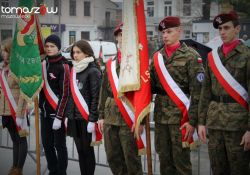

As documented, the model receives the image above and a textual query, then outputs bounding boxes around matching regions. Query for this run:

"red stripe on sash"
[208,52,248,109]
[153,52,193,145]
[0,70,21,131]
[42,61,58,110]
[107,59,146,151]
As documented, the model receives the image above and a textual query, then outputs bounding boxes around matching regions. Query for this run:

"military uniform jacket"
[151,43,204,126]
[98,57,126,126]
[198,42,250,131]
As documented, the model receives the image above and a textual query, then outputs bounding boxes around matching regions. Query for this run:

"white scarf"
[72,56,94,73]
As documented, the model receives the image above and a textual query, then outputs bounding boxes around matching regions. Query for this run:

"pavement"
[0,116,212,175]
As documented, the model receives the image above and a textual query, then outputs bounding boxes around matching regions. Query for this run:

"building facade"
[0,0,120,47]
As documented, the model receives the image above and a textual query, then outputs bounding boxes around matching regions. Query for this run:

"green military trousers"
[208,129,250,175]
[155,123,192,175]
[103,124,143,175]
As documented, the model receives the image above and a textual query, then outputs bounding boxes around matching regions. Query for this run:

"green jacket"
[198,42,250,131]
[151,43,204,126]
[98,57,127,126]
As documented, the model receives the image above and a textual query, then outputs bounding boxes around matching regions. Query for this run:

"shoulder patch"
[197,57,203,64]
[196,73,204,82]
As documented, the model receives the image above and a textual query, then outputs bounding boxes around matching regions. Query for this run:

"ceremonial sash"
[70,68,102,146]
[42,60,58,110]
[107,59,146,155]
[0,70,28,136]
[208,50,249,109]
[153,52,194,148]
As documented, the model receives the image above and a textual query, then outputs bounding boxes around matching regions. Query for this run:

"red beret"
[158,16,181,31]
[213,11,239,29]
[114,23,123,36]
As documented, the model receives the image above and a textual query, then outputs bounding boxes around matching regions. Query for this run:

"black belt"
[211,94,236,103]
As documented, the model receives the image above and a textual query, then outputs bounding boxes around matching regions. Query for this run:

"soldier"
[98,23,143,175]
[151,16,204,175]
[198,11,250,175]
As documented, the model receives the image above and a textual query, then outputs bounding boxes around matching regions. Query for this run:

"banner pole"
[34,97,41,175]
[145,114,153,175]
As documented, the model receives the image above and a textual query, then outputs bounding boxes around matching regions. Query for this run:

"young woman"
[0,38,28,175]
[65,40,102,175]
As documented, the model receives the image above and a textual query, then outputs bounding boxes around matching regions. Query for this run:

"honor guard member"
[151,16,205,175]
[198,11,250,175]
[98,23,143,175]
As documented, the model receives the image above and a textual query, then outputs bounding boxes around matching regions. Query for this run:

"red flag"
[35,15,44,55]
[119,0,151,138]
[133,0,151,137]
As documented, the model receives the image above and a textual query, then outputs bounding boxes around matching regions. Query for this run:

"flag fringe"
[134,104,151,139]
[138,148,146,156]
[90,140,102,147]
[18,129,29,137]
[182,140,199,150]
[118,84,140,96]
[9,70,44,103]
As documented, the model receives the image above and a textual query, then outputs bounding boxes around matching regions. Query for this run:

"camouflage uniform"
[99,57,143,175]
[198,42,250,175]
[151,43,204,175]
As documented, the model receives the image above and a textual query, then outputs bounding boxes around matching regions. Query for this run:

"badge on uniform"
[196,73,204,82]
[197,58,203,64]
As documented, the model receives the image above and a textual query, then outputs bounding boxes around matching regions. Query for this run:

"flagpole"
[145,114,153,175]
[34,97,41,175]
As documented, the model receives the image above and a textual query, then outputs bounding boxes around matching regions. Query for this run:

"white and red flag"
[118,0,151,143]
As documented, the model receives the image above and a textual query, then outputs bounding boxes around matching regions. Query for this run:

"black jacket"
[39,54,71,120]
[65,61,102,122]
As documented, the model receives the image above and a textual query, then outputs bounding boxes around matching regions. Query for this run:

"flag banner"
[118,0,140,94]
[10,0,43,102]
[119,0,151,138]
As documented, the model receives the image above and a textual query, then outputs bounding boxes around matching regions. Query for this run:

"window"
[83,1,90,16]
[184,30,191,39]
[147,31,153,36]
[54,0,59,15]
[164,1,172,16]
[84,1,91,16]
[69,0,76,16]
[183,0,191,16]
[1,0,9,7]
[1,30,12,41]
[147,1,154,17]
[105,11,111,26]
[81,31,90,40]
[69,31,76,45]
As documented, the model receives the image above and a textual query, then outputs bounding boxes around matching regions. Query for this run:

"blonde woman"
[0,38,28,175]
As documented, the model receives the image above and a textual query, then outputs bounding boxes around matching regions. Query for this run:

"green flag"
[10,0,43,102]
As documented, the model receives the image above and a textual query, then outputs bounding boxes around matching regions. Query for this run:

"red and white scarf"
[70,68,102,146]
[107,59,146,154]
[208,49,248,109]
[153,52,195,148]
[0,69,28,132]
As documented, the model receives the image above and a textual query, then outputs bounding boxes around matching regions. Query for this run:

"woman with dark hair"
[65,40,102,175]
[0,38,28,175]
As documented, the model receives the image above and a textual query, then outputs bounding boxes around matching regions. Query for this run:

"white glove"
[16,117,25,128]
[52,118,62,130]
[87,122,95,133]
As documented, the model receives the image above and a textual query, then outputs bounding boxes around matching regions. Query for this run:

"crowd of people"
[0,10,249,175]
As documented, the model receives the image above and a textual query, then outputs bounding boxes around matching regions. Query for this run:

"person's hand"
[16,117,25,128]
[131,123,144,135]
[87,122,95,133]
[98,119,104,133]
[240,131,250,151]
[198,125,207,143]
[52,118,62,130]
[180,122,195,141]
